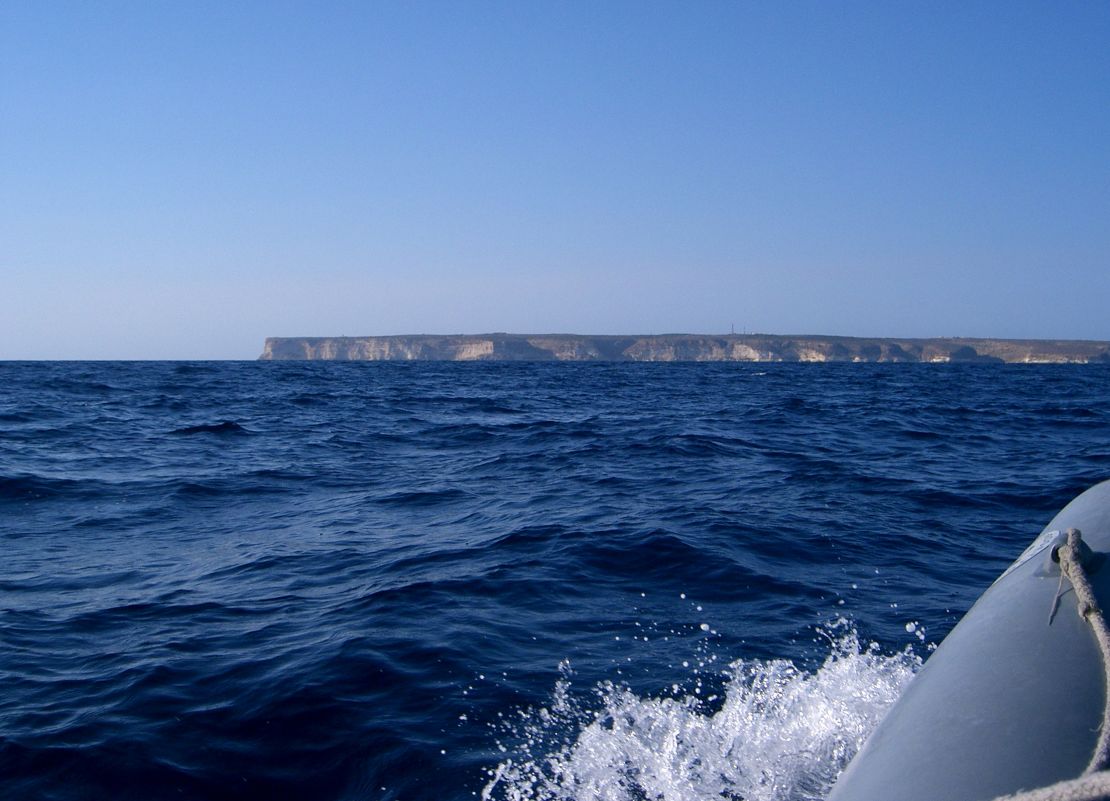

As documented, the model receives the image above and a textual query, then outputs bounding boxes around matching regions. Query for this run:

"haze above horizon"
[3,1,1108,359]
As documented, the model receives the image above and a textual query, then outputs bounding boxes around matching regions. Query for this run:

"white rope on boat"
[990,528,1110,801]
[1059,528,1110,775]
[990,772,1110,801]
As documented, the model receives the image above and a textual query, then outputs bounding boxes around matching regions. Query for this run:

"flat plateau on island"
[259,334,1110,364]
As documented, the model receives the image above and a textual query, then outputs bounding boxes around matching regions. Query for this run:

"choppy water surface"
[2,361,1109,801]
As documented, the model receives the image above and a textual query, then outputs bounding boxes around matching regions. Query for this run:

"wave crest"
[482,625,918,801]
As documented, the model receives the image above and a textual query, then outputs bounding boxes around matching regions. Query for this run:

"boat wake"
[481,624,919,801]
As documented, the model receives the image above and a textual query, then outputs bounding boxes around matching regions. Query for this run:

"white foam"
[481,625,919,801]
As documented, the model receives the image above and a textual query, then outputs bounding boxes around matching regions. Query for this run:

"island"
[258,334,1110,363]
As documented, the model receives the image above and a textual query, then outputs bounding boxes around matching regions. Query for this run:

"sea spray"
[481,624,919,801]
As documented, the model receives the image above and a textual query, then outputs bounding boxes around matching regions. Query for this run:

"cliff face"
[259,334,1110,364]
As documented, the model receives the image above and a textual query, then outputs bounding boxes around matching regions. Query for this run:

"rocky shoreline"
[259,334,1110,363]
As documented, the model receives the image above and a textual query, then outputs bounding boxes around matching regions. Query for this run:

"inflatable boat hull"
[827,479,1110,801]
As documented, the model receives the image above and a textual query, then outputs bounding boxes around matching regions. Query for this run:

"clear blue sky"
[2,1,1108,359]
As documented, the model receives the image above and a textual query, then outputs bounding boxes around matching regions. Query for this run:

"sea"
[2,360,1109,801]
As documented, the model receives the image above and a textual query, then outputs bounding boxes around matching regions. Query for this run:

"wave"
[169,421,250,436]
[0,473,100,501]
[481,624,918,801]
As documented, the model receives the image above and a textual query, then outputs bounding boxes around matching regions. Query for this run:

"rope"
[988,528,1110,801]
[990,772,1110,801]
[1059,528,1110,774]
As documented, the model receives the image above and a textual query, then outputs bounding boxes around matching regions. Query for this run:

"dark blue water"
[2,362,1109,801]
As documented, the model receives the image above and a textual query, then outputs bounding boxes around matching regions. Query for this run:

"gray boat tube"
[827,479,1110,801]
